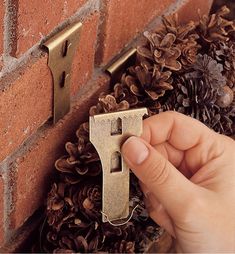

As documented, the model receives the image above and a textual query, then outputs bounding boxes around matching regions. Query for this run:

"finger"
[152,143,191,178]
[142,111,217,151]
[142,111,226,172]
[121,136,198,220]
[153,143,191,177]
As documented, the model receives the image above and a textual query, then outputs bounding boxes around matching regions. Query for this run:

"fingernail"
[122,136,149,165]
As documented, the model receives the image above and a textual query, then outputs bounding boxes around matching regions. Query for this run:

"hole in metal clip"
[59,71,66,88]
[61,40,69,57]
[111,151,122,173]
[111,117,122,136]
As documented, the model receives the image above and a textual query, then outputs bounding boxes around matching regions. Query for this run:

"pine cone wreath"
[34,5,235,254]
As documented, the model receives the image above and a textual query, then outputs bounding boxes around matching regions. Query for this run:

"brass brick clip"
[106,48,137,84]
[43,22,82,123]
[89,108,147,223]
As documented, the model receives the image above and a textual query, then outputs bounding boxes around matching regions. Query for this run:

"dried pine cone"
[185,54,226,92]
[198,6,235,43]
[153,13,200,69]
[46,183,67,232]
[179,35,201,69]
[211,0,235,21]
[55,141,101,184]
[45,180,103,252]
[159,13,197,41]
[113,74,139,107]
[209,40,235,89]
[36,6,235,253]
[128,62,173,100]
[89,93,130,115]
[75,122,89,143]
[111,240,135,253]
[47,224,101,253]
[161,77,234,135]
[137,31,182,71]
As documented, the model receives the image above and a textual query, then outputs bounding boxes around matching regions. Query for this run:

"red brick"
[15,0,86,57]
[71,12,99,95]
[0,12,99,162]
[176,0,213,24]
[0,3,4,60]
[96,0,175,65]
[0,175,4,247]
[9,74,110,228]
[0,55,53,162]
[0,209,42,252]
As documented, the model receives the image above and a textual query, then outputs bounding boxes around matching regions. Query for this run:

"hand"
[121,111,235,253]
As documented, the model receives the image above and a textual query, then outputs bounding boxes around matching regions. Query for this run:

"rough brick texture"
[0,12,99,162]
[0,175,4,246]
[96,0,174,65]
[177,0,213,24]
[15,0,86,57]
[0,55,52,162]
[0,3,4,69]
[71,12,99,95]
[0,3,4,55]
[9,74,110,229]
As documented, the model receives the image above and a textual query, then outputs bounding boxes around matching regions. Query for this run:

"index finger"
[142,111,217,151]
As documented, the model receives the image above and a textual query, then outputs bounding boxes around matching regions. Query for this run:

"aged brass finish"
[106,48,137,84]
[89,108,148,222]
[43,22,82,123]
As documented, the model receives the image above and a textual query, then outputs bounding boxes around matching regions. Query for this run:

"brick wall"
[0,0,212,250]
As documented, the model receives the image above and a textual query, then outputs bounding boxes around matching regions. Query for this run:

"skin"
[121,111,235,253]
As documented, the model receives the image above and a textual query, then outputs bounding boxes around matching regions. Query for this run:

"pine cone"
[47,226,100,253]
[137,31,182,71]
[45,180,103,252]
[128,63,173,100]
[55,142,101,184]
[211,0,235,21]
[89,93,130,116]
[76,122,89,144]
[113,74,139,107]
[198,6,235,43]
[71,183,102,221]
[111,240,135,253]
[160,13,197,41]
[179,36,201,69]
[209,40,235,89]
[154,14,200,69]
[185,54,226,92]
[162,77,234,136]
[47,183,67,231]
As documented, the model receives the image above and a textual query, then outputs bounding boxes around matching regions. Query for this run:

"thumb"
[121,136,198,220]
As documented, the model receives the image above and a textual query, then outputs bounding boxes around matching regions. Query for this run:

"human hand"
[121,111,235,253]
